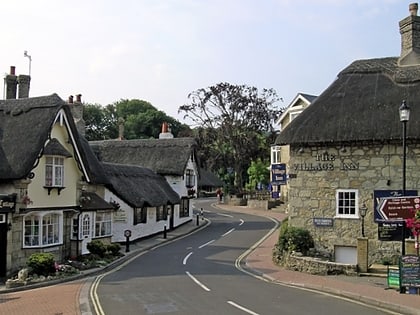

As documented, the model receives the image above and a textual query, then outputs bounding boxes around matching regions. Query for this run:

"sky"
[0,0,409,122]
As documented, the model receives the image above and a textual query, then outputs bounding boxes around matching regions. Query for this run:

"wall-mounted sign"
[0,194,17,212]
[374,190,418,222]
[313,217,334,227]
[378,221,408,241]
[377,196,420,221]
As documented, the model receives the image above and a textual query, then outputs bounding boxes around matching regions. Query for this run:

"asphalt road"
[92,200,390,315]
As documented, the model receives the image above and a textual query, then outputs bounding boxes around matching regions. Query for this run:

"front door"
[81,213,93,255]
[0,213,8,277]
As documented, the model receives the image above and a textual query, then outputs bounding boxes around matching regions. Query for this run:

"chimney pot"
[10,66,15,75]
[68,95,74,103]
[76,94,82,102]
[161,122,168,133]
[410,3,418,16]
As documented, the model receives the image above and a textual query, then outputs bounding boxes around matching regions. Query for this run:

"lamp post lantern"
[399,100,410,256]
[359,203,367,237]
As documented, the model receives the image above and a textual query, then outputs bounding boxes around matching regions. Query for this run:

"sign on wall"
[377,196,420,221]
[374,190,418,222]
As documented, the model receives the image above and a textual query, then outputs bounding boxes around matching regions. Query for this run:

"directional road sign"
[377,196,420,221]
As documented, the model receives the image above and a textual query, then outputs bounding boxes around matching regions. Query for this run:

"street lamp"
[359,203,367,237]
[399,100,410,257]
[399,100,410,195]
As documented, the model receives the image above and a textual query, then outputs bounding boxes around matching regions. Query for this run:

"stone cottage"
[275,3,420,265]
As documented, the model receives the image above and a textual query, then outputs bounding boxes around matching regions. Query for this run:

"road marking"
[199,239,215,248]
[222,228,235,236]
[186,271,211,291]
[227,301,259,315]
[239,219,244,226]
[183,252,193,265]
[217,212,233,218]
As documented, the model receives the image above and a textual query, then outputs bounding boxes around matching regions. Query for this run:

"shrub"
[27,252,56,276]
[277,224,314,256]
[107,243,121,256]
[87,240,107,258]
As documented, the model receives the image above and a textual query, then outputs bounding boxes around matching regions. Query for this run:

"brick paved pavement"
[0,201,419,315]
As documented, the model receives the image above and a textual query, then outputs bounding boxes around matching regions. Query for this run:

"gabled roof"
[90,138,198,176]
[0,94,108,184]
[275,57,420,146]
[276,93,317,129]
[102,162,180,208]
[0,94,65,179]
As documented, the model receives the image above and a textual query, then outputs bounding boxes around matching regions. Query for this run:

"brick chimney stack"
[399,3,420,66]
[5,66,17,99]
[159,122,174,139]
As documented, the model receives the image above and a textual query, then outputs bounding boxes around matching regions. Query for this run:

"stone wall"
[287,143,420,265]
[282,254,358,276]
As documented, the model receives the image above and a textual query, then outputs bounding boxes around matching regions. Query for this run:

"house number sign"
[293,152,359,172]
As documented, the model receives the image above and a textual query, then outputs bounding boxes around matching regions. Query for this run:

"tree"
[83,99,191,140]
[115,99,190,139]
[179,82,283,190]
[246,158,270,191]
[84,103,118,140]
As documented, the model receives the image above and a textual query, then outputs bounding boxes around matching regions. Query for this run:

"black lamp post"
[399,100,410,256]
[359,203,367,237]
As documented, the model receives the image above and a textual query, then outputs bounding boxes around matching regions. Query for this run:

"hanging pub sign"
[271,163,286,185]
[0,194,17,212]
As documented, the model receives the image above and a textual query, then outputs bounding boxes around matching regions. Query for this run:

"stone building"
[275,3,420,265]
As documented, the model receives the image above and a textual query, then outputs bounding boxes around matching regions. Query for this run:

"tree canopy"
[83,99,191,141]
[179,82,283,190]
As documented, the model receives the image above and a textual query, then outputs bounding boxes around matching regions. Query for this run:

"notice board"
[400,255,420,288]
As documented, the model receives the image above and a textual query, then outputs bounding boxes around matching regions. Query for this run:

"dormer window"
[45,156,64,187]
[185,169,195,188]
[43,138,72,195]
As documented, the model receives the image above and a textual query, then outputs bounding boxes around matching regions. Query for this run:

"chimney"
[399,3,420,66]
[5,66,17,99]
[18,74,31,98]
[68,94,86,136]
[118,117,125,140]
[159,122,174,139]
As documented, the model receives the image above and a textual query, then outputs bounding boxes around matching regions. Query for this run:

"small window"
[156,206,167,221]
[180,198,190,218]
[336,189,358,218]
[45,156,64,187]
[271,146,281,164]
[134,207,147,225]
[185,169,195,188]
[95,211,112,237]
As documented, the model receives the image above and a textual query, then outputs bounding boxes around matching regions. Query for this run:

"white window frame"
[45,156,64,187]
[23,211,63,248]
[271,146,281,164]
[336,189,359,218]
[95,210,112,237]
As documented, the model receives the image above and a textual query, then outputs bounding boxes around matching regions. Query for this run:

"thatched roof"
[198,168,223,188]
[90,138,198,176]
[0,94,108,184]
[275,57,420,146]
[80,191,115,210]
[102,162,180,208]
